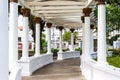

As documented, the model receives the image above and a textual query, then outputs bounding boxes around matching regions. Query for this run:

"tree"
[93,0,120,45]
[63,31,78,44]
[63,31,71,44]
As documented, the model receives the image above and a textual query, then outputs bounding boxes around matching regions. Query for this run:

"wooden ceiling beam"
[35,10,82,13]
[26,1,87,6]
[32,6,84,10]
[42,13,83,17]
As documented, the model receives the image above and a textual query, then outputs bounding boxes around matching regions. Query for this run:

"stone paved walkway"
[22,58,86,80]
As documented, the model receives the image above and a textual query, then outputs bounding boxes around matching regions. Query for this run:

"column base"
[47,51,52,54]
[34,53,41,57]
[57,53,63,60]
[58,50,63,53]
[20,57,30,62]
[70,50,75,52]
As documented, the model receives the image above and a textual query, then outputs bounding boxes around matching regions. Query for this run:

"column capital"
[46,23,52,28]
[83,8,92,17]
[34,17,41,24]
[70,28,75,32]
[81,16,85,23]
[90,24,94,29]
[57,26,64,31]
[21,8,31,17]
[10,0,18,3]
[97,0,105,5]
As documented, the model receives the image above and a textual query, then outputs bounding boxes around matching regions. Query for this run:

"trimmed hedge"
[75,47,82,55]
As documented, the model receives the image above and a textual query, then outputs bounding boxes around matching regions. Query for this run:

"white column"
[34,23,40,56]
[46,23,52,54]
[90,29,94,53]
[84,17,91,59]
[0,0,8,79]
[47,27,52,54]
[83,8,92,60]
[97,3,107,65]
[59,30,63,53]
[81,23,85,58]
[9,1,18,69]
[21,16,29,60]
[70,29,75,51]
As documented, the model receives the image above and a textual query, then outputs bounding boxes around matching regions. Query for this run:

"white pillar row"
[81,16,85,58]
[0,0,8,79]
[90,24,94,54]
[70,28,75,51]
[83,8,92,60]
[34,17,41,57]
[97,0,107,65]
[46,23,52,54]
[58,27,63,53]
[9,0,18,70]
[21,8,30,60]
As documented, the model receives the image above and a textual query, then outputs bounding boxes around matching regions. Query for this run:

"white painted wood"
[9,2,19,70]
[47,27,52,54]
[58,30,63,53]
[0,0,8,80]
[84,17,91,59]
[27,1,87,6]
[81,60,120,80]
[70,32,74,51]
[36,10,82,14]
[33,6,84,10]
[34,23,40,57]
[19,54,53,76]
[57,51,80,60]
[97,4,107,65]
[90,30,94,53]
[21,17,29,60]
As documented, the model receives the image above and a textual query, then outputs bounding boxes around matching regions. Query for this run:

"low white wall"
[18,54,53,76]
[57,51,80,60]
[9,67,21,80]
[81,59,120,80]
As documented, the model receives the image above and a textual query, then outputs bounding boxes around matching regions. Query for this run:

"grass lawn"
[107,56,120,68]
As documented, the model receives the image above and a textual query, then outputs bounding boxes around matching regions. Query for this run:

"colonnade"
[0,0,107,79]
[81,0,107,65]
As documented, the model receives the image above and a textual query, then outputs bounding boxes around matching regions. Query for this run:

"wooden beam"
[43,13,83,17]
[33,6,84,10]
[26,1,87,6]
[35,10,82,13]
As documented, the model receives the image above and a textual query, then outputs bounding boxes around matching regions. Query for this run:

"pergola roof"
[19,0,95,28]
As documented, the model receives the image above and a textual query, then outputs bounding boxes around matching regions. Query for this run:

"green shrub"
[62,48,69,52]
[112,49,120,57]
[40,50,47,54]
[75,47,82,55]
[51,48,59,56]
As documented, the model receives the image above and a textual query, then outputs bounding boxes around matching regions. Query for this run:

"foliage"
[63,31,71,44]
[63,31,78,44]
[107,34,120,45]
[93,0,120,37]
[51,48,59,53]
[63,48,69,52]
[51,48,59,56]
[107,56,120,68]
[75,47,82,55]
[107,48,120,57]
[41,34,47,48]
[40,50,47,54]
